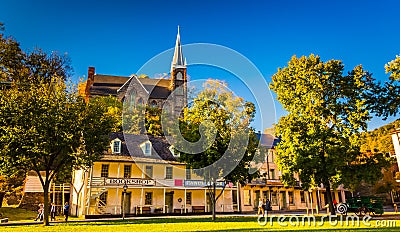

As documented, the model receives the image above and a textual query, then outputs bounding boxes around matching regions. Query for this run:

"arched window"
[151,100,157,108]
[137,98,143,106]
[128,90,136,110]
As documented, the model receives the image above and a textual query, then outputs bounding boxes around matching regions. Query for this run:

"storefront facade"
[70,134,239,217]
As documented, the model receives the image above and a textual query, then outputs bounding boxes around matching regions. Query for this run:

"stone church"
[79,27,187,116]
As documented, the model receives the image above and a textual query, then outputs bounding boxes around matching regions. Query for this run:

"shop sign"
[184,180,225,188]
[105,178,155,186]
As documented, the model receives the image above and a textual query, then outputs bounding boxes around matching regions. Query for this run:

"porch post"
[163,188,166,213]
[204,189,207,212]
[140,188,144,214]
[222,189,225,212]
[285,190,289,210]
[116,163,120,215]
[184,189,187,213]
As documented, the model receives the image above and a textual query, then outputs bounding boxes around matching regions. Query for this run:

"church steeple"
[171,26,185,72]
[169,26,187,116]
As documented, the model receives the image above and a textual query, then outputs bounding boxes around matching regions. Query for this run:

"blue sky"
[1,0,399,131]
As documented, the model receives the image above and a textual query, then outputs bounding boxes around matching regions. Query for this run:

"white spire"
[171,25,185,72]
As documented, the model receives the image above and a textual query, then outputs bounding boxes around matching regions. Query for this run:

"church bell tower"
[170,26,187,115]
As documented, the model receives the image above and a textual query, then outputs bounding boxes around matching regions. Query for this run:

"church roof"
[138,78,171,99]
[89,74,129,96]
[89,74,172,99]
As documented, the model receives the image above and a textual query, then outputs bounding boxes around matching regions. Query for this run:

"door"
[123,192,131,215]
[206,192,211,212]
[280,191,286,209]
[254,190,260,210]
[165,192,173,213]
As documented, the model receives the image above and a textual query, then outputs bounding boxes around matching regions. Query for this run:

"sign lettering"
[105,178,155,186]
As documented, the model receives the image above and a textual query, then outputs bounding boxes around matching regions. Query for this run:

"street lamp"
[122,182,128,220]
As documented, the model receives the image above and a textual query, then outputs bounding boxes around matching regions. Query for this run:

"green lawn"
[1,216,400,231]
[0,207,37,222]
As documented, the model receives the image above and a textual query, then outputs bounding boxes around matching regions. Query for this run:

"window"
[186,192,192,205]
[129,91,136,111]
[170,145,179,157]
[232,190,238,205]
[151,100,157,108]
[112,140,121,154]
[124,165,131,178]
[137,98,143,106]
[99,192,108,204]
[165,166,173,179]
[270,169,275,179]
[145,192,152,205]
[186,168,191,180]
[268,150,274,162]
[243,190,251,206]
[300,191,305,203]
[145,166,153,178]
[140,141,152,156]
[263,191,269,200]
[176,71,183,80]
[101,164,109,178]
[288,191,294,205]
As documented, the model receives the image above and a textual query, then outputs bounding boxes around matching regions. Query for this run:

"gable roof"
[138,78,171,99]
[88,73,172,99]
[89,74,129,96]
[116,77,172,100]
[109,132,176,161]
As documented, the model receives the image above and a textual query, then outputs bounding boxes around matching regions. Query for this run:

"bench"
[192,206,205,213]
[174,208,182,214]
[141,206,151,214]
[154,207,163,214]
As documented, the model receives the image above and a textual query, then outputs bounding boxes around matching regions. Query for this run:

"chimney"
[88,67,95,82]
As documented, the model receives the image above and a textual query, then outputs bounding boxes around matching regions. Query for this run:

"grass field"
[0,207,37,221]
[1,216,400,231]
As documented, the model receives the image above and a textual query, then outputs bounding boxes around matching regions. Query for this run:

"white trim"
[140,141,152,156]
[111,138,122,154]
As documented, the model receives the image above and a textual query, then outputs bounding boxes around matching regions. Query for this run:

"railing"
[88,177,105,186]
[86,204,122,215]
[219,203,235,212]
[96,199,107,214]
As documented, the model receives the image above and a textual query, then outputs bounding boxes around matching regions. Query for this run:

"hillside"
[360,119,400,154]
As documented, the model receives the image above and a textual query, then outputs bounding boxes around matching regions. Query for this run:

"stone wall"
[19,192,47,211]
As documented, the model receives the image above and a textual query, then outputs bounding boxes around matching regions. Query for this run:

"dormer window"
[140,141,152,156]
[111,138,121,154]
[169,145,179,157]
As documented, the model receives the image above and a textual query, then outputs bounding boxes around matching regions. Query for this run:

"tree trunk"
[212,181,216,221]
[43,183,50,226]
[325,182,335,216]
[0,192,5,208]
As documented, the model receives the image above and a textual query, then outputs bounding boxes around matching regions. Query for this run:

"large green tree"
[0,23,114,225]
[371,55,400,119]
[172,80,259,220]
[270,54,387,215]
[0,79,114,225]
